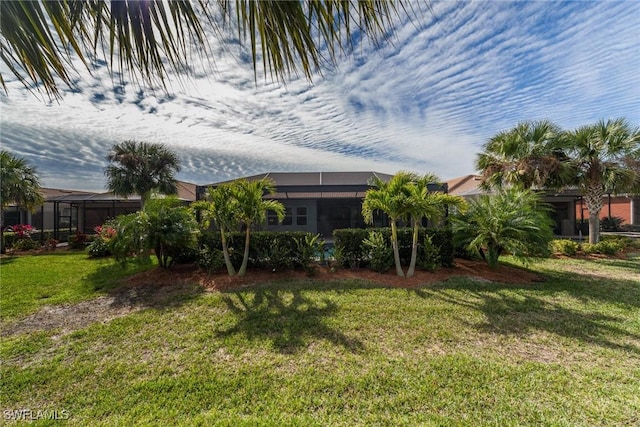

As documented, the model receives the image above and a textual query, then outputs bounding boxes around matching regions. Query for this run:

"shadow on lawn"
[218,287,364,354]
[412,268,640,355]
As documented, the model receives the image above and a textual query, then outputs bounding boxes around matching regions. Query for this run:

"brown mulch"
[1,259,542,338]
[122,258,544,291]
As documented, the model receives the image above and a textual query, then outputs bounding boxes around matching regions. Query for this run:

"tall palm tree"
[233,178,285,276]
[193,184,241,276]
[477,120,568,190]
[563,118,640,243]
[362,171,416,277]
[0,151,44,253]
[104,140,181,209]
[405,174,465,278]
[0,1,405,98]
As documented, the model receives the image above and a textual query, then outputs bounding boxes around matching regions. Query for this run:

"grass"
[0,252,155,321]
[1,252,639,425]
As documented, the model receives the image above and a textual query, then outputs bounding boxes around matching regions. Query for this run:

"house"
[446,175,640,235]
[2,181,197,240]
[198,172,398,237]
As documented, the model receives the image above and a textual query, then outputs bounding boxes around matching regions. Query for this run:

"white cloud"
[1,1,638,191]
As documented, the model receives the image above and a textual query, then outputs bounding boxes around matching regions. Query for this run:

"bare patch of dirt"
[2,259,542,338]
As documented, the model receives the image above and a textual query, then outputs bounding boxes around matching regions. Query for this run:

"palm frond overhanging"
[0,1,406,98]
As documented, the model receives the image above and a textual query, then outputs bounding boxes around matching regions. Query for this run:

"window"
[296,207,307,225]
[267,209,280,226]
[283,208,293,225]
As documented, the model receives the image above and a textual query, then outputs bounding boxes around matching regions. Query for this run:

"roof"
[204,171,394,187]
[445,175,483,196]
[40,180,197,203]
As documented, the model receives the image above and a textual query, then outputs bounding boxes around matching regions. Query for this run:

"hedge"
[333,227,454,269]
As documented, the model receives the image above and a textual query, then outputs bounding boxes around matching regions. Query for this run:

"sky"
[1,1,639,192]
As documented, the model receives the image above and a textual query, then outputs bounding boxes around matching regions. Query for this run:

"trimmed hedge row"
[333,227,454,269]
[198,230,319,271]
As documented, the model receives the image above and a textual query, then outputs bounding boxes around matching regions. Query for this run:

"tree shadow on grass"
[217,286,364,354]
[412,271,640,355]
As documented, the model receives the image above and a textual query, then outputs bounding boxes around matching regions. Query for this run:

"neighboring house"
[2,181,197,239]
[446,175,640,236]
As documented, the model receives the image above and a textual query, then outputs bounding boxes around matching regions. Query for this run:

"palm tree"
[104,140,181,209]
[451,188,554,269]
[405,174,465,278]
[0,1,405,98]
[193,184,241,276]
[563,118,640,244]
[362,171,416,277]
[0,151,44,253]
[233,179,285,276]
[477,120,568,190]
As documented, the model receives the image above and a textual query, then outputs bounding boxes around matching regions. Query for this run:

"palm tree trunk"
[220,228,236,276]
[585,184,604,244]
[238,226,251,276]
[390,221,405,277]
[407,219,419,278]
[0,209,5,254]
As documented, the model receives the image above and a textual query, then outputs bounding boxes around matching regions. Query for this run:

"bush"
[551,239,580,256]
[581,240,624,256]
[418,234,441,272]
[600,216,624,232]
[69,233,89,249]
[296,234,326,276]
[362,231,393,273]
[334,227,454,271]
[601,234,640,250]
[12,238,40,251]
[196,247,226,272]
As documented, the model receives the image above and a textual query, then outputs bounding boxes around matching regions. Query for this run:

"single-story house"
[2,181,197,240]
[446,174,640,236]
[197,171,449,238]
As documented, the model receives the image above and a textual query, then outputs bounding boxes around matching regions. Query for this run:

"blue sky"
[1,1,639,191]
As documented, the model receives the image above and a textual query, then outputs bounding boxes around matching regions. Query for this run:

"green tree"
[105,140,181,209]
[233,179,285,276]
[109,195,197,268]
[562,118,640,243]
[0,1,404,98]
[405,174,465,277]
[451,188,554,269]
[193,184,241,276]
[0,151,44,253]
[362,171,415,277]
[477,120,568,190]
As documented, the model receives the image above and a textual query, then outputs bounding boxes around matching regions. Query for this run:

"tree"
[562,118,640,244]
[477,120,568,190]
[362,171,415,277]
[193,183,241,276]
[451,188,554,269]
[405,174,465,278]
[233,179,285,276]
[109,195,198,268]
[0,151,44,253]
[0,1,405,99]
[105,140,181,209]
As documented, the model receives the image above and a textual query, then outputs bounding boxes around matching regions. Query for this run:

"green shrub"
[3,232,16,249]
[87,238,111,258]
[333,229,369,268]
[601,235,640,250]
[581,240,624,256]
[418,234,441,272]
[296,234,326,276]
[69,233,89,249]
[362,230,393,273]
[600,216,624,232]
[12,238,40,251]
[551,239,579,256]
[334,227,454,270]
[196,247,226,272]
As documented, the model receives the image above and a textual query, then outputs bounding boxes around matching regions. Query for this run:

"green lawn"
[1,252,639,426]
